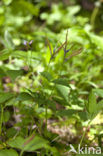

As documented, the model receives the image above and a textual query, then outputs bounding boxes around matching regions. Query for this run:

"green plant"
[1,0,103,156]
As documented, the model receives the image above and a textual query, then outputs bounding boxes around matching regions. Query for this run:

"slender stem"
[20,150,24,156]
[44,59,51,131]
[79,120,91,147]
[0,105,4,135]
[91,7,99,28]
[44,37,67,131]
[45,102,48,130]
[79,127,87,147]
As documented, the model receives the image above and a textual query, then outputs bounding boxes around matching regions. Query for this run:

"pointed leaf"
[57,109,77,117]
[56,84,70,102]
[88,91,97,114]
[41,71,53,81]
[16,92,33,101]
[52,78,69,87]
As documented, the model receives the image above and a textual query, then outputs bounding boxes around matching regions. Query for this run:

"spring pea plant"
[0,30,103,156]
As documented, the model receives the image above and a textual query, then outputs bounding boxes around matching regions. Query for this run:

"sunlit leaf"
[0,149,18,156]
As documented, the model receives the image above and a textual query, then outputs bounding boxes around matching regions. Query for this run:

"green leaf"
[0,49,11,61]
[97,100,103,112]
[23,135,49,152]
[0,149,18,156]
[68,5,81,16]
[7,135,49,152]
[12,50,41,61]
[52,78,69,87]
[4,30,14,50]
[57,109,77,117]
[5,98,16,107]
[53,96,68,106]
[47,100,56,111]
[0,67,6,78]
[16,92,33,101]
[78,112,88,121]
[6,70,24,81]
[56,84,70,102]
[89,33,103,50]
[30,91,46,106]
[7,136,24,149]
[87,91,97,114]
[93,89,103,98]
[41,71,53,81]
[3,111,11,122]
[0,92,14,104]
[6,127,17,138]
[45,45,52,64]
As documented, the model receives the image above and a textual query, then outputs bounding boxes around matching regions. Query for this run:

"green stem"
[44,60,51,131]
[20,150,24,156]
[45,102,48,131]
[0,105,4,135]
[91,7,99,28]
[79,120,91,147]
[79,127,87,147]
